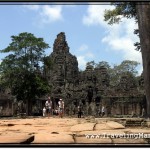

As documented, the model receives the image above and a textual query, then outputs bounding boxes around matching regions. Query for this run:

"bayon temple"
[0,32,146,117]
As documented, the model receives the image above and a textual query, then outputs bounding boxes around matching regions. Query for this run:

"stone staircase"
[125,119,145,127]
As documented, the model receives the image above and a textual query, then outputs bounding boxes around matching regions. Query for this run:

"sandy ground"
[0,116,150,145]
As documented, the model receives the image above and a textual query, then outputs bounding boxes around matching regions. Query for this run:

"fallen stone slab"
[127,129,150,134]
[77,130,126,137]
[94,123,112,130]
[70,123,96,132]
[0,134,34,144]
[75,136,112,144]
[106,121,125,129]
[32,133,74,143]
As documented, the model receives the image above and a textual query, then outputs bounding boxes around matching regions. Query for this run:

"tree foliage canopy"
[104,2,137,25]
[104,2,140,51]
[0,32,51,101]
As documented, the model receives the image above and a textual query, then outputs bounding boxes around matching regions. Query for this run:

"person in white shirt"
[58,98,64,118]
[43,107,46,117]
[101,106,105,117]
[45,96,52,118]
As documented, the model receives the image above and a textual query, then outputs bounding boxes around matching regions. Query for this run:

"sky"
[0,3,143,74]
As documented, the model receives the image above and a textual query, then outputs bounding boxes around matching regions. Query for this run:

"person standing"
[45,96,52,118]
[58,98,64,118]
[77,105,82,118]
[101,105,105,117]
[141,107,145,118]
[43,107,46,117]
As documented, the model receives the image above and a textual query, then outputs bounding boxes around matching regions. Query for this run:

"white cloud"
[39,5,63,24]
[85,52,94,58]
[22,5,63,25]
[78,44,88,51]
[77,52,95,70]
[76,44,95,70]
[138,66,143,75]
[101,18,142,64]
[83,5,142,74]
[77,56,87,70]
[83,4,114,27]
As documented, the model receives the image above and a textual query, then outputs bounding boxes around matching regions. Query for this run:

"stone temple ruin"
[44,32,145,117]
[0,32,146,117]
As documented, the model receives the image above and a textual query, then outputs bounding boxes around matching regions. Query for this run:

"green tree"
[86,61,95,69]
[0,32,50,115]
[95,61,110,69]
[43,56,54,79]
[104,2,137,25]
[104,2,150,117]
[109,60,139,86]
[115,60,139,76]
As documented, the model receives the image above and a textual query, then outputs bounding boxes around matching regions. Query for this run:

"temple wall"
[0,100,13,116]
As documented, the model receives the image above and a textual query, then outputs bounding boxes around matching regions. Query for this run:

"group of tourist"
[42,96,107,118]
[43,97,64,118]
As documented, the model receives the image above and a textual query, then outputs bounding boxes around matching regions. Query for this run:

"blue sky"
[0,3,142,74]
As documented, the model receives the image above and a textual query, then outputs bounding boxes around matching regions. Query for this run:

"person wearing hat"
[58,98,64,118]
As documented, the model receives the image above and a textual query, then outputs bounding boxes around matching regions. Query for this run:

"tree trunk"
[26,99,29,116]
[26,99,32,116]
[136,2,150,117]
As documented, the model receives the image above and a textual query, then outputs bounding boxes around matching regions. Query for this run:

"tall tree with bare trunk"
[104,2,150,117]
[136,2,150,117]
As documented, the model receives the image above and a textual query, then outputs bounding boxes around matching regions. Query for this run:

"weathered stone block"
[106,121,125,129]
[32,133,74,143]
[0,134,34,143]
[70,123,96,132]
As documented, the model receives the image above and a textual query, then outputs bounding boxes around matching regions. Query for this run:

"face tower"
[48,32,78,105]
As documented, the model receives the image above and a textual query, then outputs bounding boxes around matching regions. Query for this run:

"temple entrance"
[87,86,93,104]
[54,98,60,108]
[95,96,101,106]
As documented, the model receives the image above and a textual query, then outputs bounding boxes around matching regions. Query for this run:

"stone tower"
[49,32,78,106]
